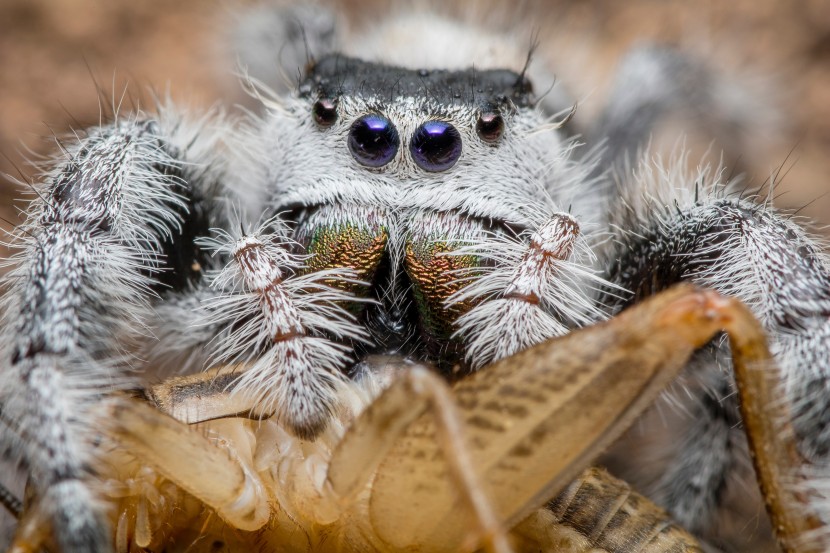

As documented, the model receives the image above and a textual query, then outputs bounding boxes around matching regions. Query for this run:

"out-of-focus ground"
[0,0,828,547]
[1,0,829,233]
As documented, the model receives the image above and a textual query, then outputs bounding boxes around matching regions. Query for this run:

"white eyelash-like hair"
[447,212,612,368]
[197,216,370,436]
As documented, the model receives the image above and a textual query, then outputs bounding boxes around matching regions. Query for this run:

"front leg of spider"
[0,115,220,553]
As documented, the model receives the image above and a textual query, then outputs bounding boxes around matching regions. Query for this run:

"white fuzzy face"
[232,55,596,370]
[259,59,578,231]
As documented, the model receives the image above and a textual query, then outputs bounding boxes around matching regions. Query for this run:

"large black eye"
[348,114,400,168]
[476,111,504,143]
[410,121,462,172]
[313,98,338,127]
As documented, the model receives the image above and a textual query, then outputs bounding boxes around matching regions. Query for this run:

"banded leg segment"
[448,212,606,369]
[197,218,370,440]
[1,113,223,553]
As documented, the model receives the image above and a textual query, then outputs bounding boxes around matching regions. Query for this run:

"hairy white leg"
[605,156,830,550]
[0,109,227,553]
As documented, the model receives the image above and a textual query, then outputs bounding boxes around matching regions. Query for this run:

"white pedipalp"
[196,218,370,437]
[447,212,613,369]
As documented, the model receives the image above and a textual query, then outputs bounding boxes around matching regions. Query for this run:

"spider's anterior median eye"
[348,114,400,167]
[476,111,504,143]
[313,98,338,127]
[410,121,462,172]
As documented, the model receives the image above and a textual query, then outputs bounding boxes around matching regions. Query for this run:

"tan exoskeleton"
[7,286,814,552]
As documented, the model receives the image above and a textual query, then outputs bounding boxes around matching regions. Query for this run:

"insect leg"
[102,397,271,532]
[327,364,514,553]
[140,366,269,424]
[1,111,224,553]
[364,285,802,552]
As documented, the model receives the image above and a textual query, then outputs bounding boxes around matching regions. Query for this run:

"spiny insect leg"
[143,366,270,424]
[328,365,513,553]
[367,286,792,551]
[102,397,270,532]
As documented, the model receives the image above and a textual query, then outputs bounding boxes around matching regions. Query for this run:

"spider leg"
[0,110,225,553]
[581,45,771,201]
[604,166,830,548]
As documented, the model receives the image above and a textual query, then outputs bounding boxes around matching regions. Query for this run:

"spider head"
[256,55,580,367]
[263,54,574,227]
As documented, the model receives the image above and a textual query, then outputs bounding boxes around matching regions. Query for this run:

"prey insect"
[1,5,829,553]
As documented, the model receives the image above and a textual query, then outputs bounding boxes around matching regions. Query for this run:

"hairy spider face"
[255,54,586,369]
[269,54,550,221]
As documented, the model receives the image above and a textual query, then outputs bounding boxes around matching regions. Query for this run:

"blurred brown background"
[0,0,828,232]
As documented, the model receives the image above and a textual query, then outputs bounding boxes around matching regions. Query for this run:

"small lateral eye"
[313,98,338,127]
[348,114,400,168]
[476,111,504,143]
[410,121,462,172]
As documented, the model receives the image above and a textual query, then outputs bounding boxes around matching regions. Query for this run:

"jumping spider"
[1,5,829,553]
